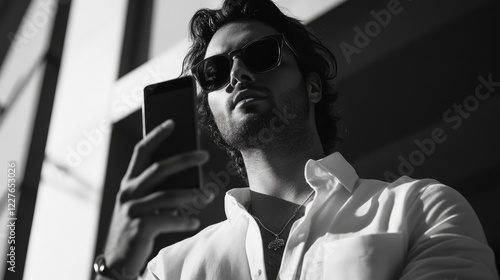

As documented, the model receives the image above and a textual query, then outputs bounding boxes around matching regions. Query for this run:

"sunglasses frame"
[191,33,301,91]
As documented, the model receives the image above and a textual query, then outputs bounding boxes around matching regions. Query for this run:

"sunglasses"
[191,33,300,91]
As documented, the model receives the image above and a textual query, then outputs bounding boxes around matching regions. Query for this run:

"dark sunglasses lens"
[197,56,230,90]
[244,38,280,72]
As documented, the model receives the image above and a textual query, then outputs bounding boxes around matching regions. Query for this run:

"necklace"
[251,191,314,251]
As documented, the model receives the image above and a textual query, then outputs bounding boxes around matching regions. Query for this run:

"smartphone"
[142,76,202,191]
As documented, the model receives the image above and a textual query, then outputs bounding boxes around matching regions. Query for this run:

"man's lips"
[232,85,268,108]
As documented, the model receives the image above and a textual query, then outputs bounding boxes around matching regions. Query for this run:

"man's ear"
[306,72,322,104]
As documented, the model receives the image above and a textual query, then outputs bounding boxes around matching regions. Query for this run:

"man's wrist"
[94,254,116,279]
[93,253,142,280]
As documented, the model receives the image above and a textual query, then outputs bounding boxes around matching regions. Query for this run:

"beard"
[215,80,312,151]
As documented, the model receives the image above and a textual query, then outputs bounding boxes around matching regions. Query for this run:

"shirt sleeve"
[399,182,499,280]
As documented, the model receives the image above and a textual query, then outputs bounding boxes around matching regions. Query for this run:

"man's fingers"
[126,188,216,236]
[130,150,209,196]
[126,119,176,178]
[144,215,201,236]
[127,189,214,217]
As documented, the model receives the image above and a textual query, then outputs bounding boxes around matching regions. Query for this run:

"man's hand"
[101,119,213,279]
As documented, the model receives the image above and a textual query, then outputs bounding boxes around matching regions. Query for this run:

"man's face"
[204,20,310,150]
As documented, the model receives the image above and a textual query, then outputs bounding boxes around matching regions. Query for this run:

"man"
[95,0,499,279]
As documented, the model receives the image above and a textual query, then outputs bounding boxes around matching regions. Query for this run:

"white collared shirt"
[142,152,498,280]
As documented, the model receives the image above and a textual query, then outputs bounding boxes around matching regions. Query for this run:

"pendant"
[268,237,285,250]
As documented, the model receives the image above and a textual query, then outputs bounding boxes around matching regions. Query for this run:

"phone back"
[142,76,201,191]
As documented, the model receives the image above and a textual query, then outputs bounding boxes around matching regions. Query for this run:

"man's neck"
[241,132,325,204]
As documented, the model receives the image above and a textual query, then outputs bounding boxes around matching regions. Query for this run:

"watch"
[93,254,115,279]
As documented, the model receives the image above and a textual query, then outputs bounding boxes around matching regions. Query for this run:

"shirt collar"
[225,187,252,225]
[305,152,358,193]
[224,152,359,225]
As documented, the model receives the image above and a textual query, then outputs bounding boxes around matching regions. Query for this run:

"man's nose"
[229,57,255,88]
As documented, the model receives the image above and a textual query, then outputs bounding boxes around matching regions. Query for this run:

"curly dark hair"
[181,0,342,181]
